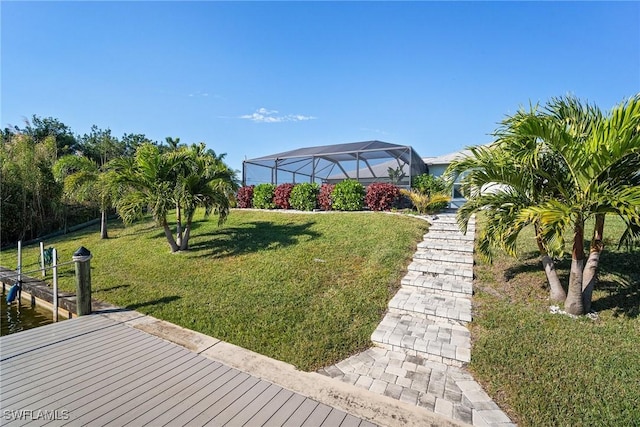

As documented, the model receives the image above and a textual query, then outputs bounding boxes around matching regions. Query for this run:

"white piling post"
[17,240,22,303]
[17,240,22,282]
[52,248,59,322]
[40,241,46,277]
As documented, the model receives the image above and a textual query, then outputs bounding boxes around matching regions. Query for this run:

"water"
[1,297,54,336]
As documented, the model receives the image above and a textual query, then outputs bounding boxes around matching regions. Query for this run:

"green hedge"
[252,183,276,209]
[413,173,447,196]
[332,179,365,211]
[290,183,319,211]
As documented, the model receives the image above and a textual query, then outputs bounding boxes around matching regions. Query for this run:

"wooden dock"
[0,315,377,427]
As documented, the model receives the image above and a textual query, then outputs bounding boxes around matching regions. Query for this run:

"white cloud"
[240,108,316,123]
[360,127,389,135]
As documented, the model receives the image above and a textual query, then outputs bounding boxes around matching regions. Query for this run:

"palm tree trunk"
[542,255,565,302]
[535,230,565,302]
[180,221,191,251]
[162,218,180,253]
[565,219,585,315]
[582,214,605,313]
[100,210,108,239]
[175,204,183,247]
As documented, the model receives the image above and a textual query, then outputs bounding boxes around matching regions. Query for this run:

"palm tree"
[449,94,640,314]
[111,142,238,252]
[53,154,117,239]
[446,140,567,302]
[515,95,640,314]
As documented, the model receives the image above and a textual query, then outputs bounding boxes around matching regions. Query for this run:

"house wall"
[426,163,466,209]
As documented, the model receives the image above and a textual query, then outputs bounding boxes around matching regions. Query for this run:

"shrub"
[401,189,450,214]
[290,183,319,211]
[318,184,335,211]
[332,179,365,211]
[274,183,295,209]
[425,193,450,213]
[236,186,254,208]
[365,183,401,211]
[413,174,447,196]
[252,183,276,209]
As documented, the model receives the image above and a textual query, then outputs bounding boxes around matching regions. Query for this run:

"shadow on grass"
[502,251,552,281]
[96,284,131,293]
[592,250,640,318]
[189,221,321,259]
[126,295,181,310]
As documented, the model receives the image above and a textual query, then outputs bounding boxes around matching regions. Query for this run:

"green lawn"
[5,209,637,425]
[470,215,640,427]
[0,210,428,371]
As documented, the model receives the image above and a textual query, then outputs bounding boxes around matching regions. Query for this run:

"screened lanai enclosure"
[242,141,427,188]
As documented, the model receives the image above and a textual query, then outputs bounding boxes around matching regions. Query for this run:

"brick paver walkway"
[320,212,515,426]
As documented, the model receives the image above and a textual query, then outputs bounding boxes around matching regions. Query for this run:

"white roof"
[422,149,473,165]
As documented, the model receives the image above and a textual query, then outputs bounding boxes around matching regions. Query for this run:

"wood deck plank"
[47,344,186,417]
[1,327,163,396]
[111,362,229,427]
[1,325,131,376]
[1,325,145,386]
[205,380,271,426]
[0,315,375,427]
[96,357,215,426]
[223,384,284,427]
[259,393,306,426]
[1,331,165,404]
[340,414,363,427]
[183,374,257,426]
[56,350,202,425]
[0,316,114,355]
[322,409,348,427]
[242,388,297,426]
[2,339,176,410]
[147,367,239,426]
[281,399,319,427]
[302,403,333,427]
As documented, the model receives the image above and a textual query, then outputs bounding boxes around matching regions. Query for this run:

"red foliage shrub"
[318,183,335,210]
[365,183,401,211]
[236,186,254,208]
[274,183,295,209]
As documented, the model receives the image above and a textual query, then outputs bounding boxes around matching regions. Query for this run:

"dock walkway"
[1,315,374,427]
[1,309,463,427]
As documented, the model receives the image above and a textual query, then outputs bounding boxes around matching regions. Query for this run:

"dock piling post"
[17,240,22,302]
[53,248,59,322]
[40,242,46,277]
[73,246,92,316]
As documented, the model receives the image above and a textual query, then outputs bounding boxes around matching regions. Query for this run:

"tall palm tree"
[111,142,238,252]
[449,94,640,314]
[53,154,117,239]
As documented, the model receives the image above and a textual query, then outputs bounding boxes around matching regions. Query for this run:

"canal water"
[1,298,53,336]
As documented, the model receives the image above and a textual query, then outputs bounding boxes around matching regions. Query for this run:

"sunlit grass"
[470,214,640,426]
[0,210,428,371]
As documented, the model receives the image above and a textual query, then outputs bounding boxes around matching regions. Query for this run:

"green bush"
[332,179,365,211]
[425,193,450,213]
[413,174,447,196]
[290,183,319,211]
[252,183,276,209]
[401,189,450,214]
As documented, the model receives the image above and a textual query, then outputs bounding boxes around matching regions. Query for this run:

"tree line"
[1,115,238,249]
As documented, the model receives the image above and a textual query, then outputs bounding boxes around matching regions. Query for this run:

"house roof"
[246,140,416,162]
[243,140,426,185]
[423,149,473,165]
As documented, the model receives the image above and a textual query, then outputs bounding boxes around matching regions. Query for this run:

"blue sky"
[2,1,639,174]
